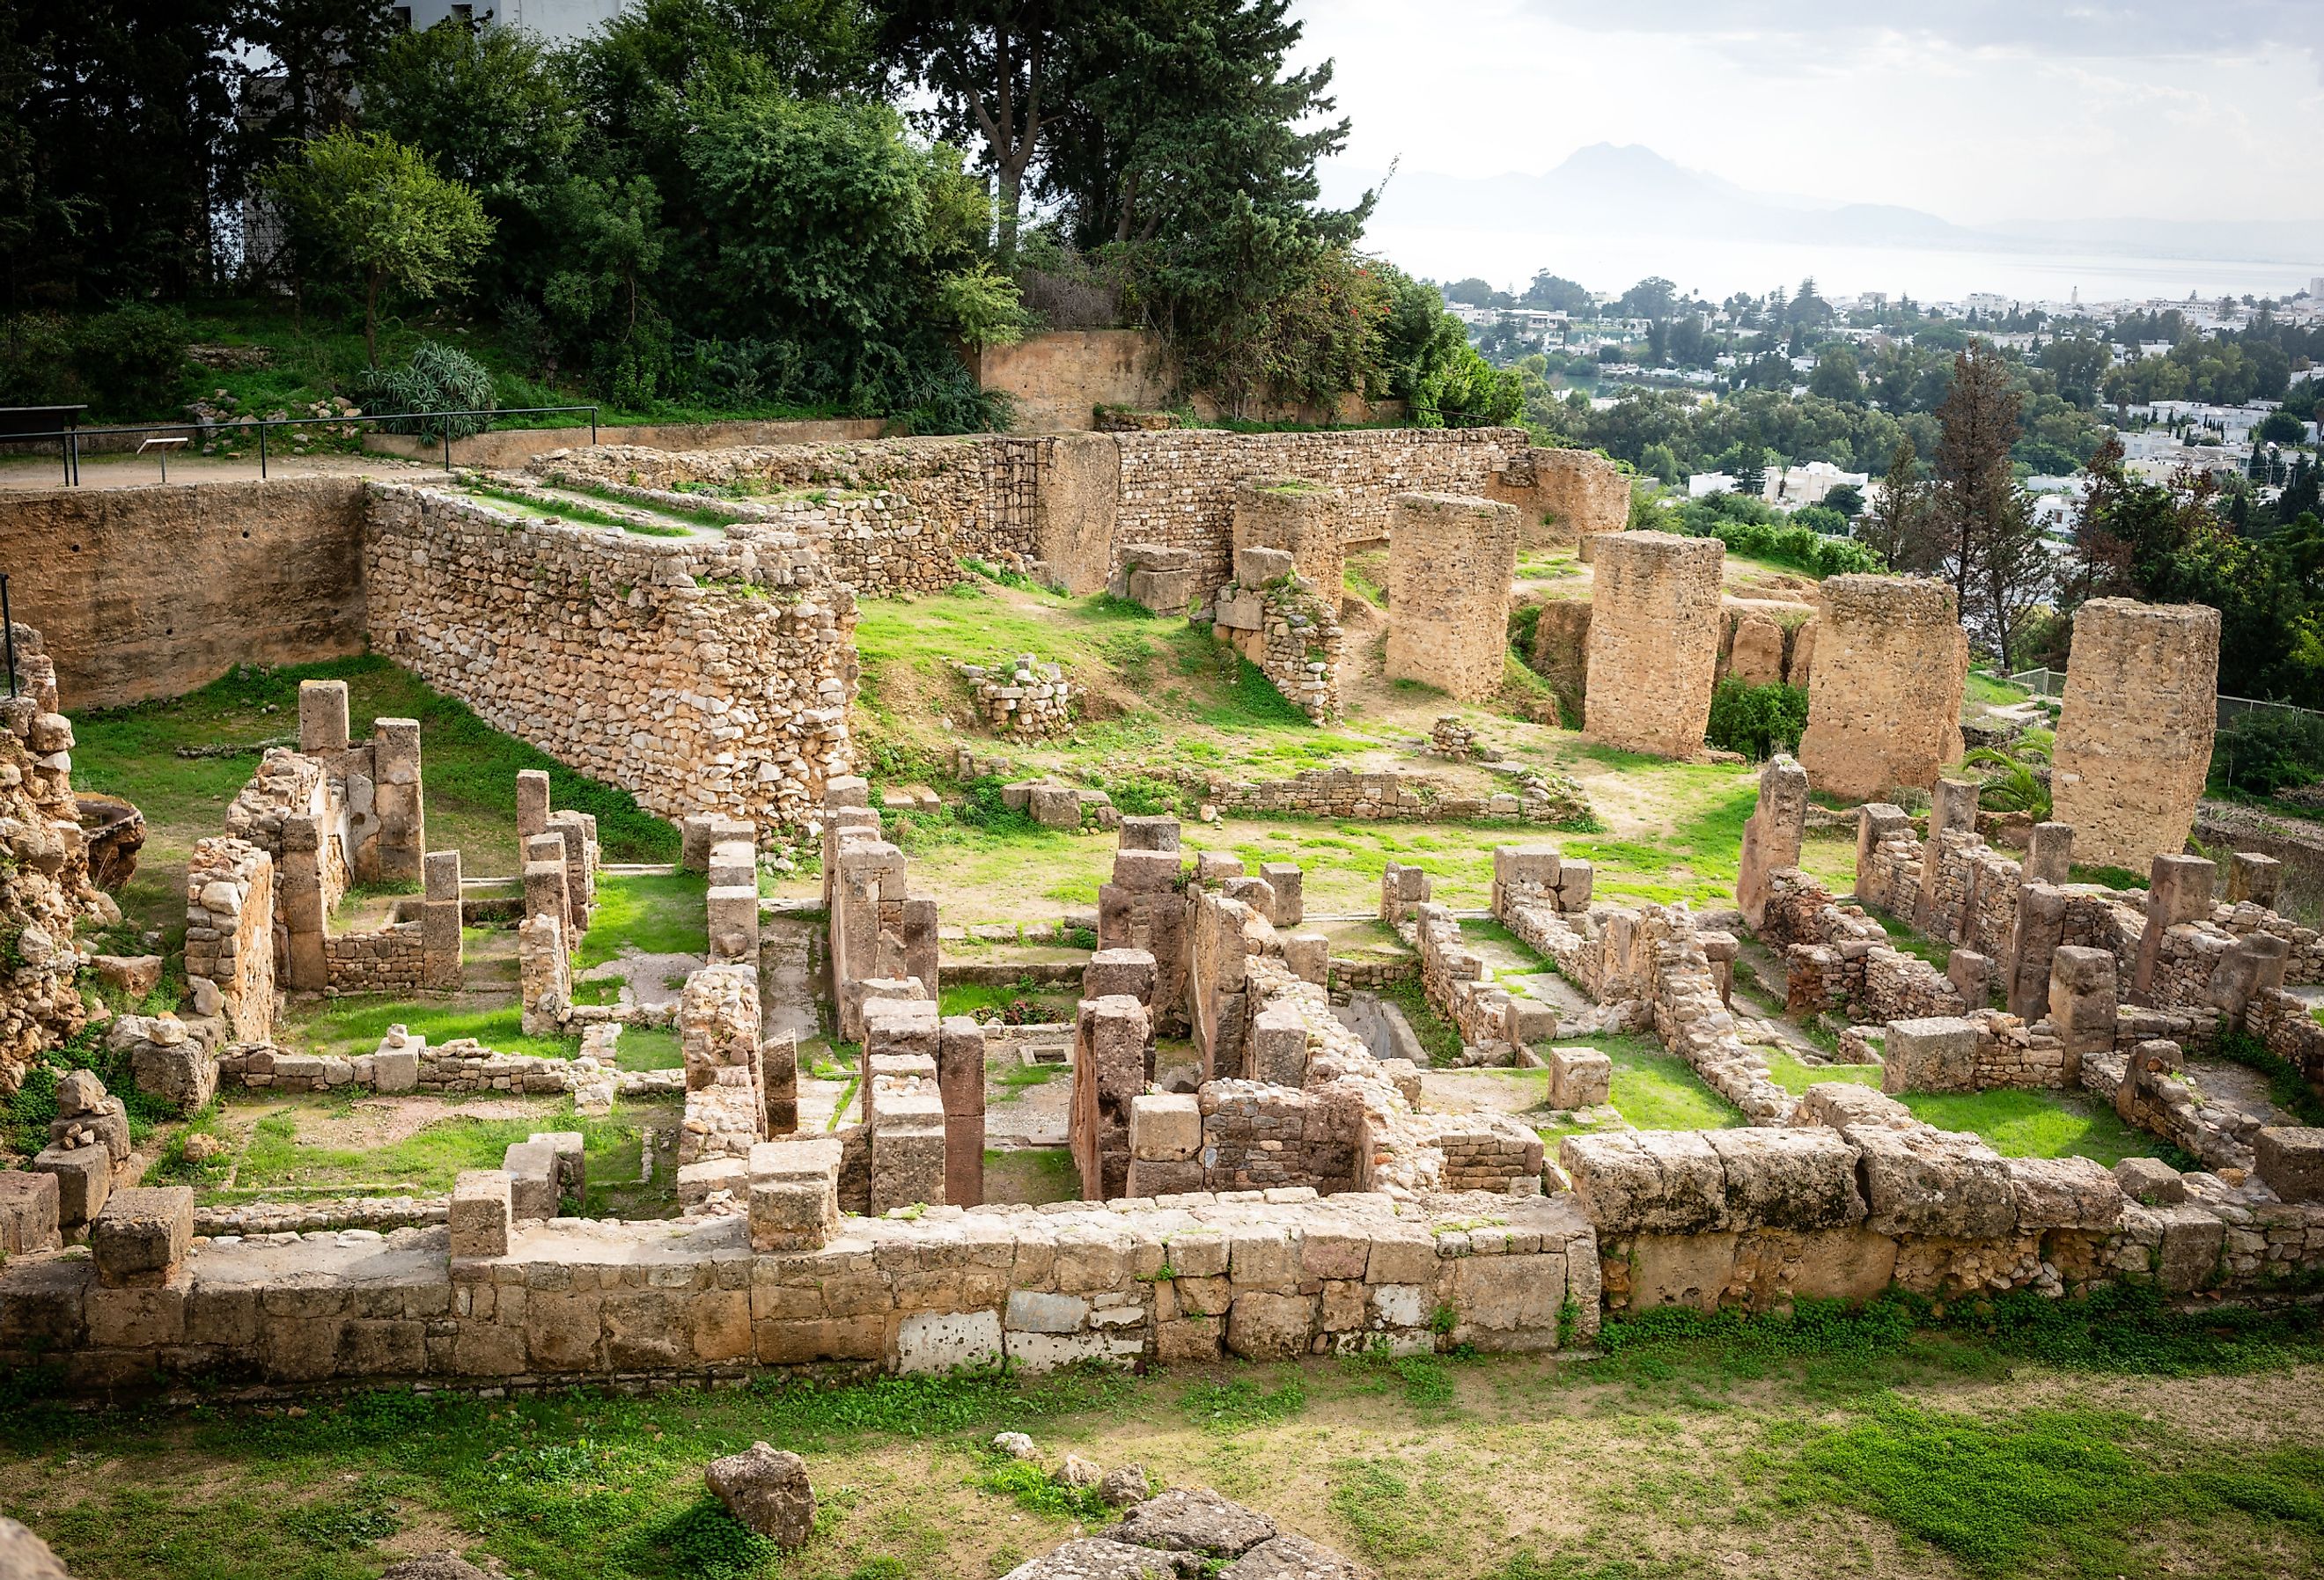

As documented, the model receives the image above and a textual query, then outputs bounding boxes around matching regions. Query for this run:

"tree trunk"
[364,272,380,366]
[996,163,1023,268]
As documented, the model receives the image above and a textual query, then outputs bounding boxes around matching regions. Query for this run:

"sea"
[1362,224,2320,309]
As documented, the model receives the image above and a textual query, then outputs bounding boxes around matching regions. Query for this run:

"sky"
[1286,0,2324,228]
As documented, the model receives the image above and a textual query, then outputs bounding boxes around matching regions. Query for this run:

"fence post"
[442,416,452,473]
[259,422,268,480]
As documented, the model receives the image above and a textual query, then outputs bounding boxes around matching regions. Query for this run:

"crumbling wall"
[1488,446,1630,549]
[0,657,107,1091]
[365,485,856,832]
[1210,534,1345,724]
[182,839,276,1044]
[1797,576,1968,800]
[2051,599,2221,871]
[1583,532,1725,758]
[1385,492,1520,703]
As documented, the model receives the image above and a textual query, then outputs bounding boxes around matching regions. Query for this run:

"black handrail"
[4,405,600,484]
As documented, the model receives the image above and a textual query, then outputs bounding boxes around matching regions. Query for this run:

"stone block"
[1852,1127,2017,1239]
[1195,851,1244,885]
[89,1187,194,1286]
[1130,1093,1202,1162]
[1225,1290,1314,1360]
[450,1169,512,1259]
[1258,863,1304,927]
[531,1130,586,1202]
[2151,1202,2225,1293]
[1545,1046,1611,1110]
[748,1139,841,1252]
[2050,598,2220,871]
[1085,947,1158,1003]
[1559,1131,1726,1233]
[130,1039,216,1116]
[2026,821,2075,885]
[898,1309,1004,1375]
[0,1170,60,1254]
[1879,1016,1980,1095]
[2112,1154,2187,1206]
[298,679,349,754]
[1628,1231,1739,1312]
[2227,850,2282,908]
[2253,1127,2324,1202]
[1704,1127,1864,1231]
[28,1144,108,1227]
[1118,815,1180,852]
[502,1141,559,1220]
[1245,1003,1307,1087]
[938,1015,987,1115]
[2004,1155,2123,1230]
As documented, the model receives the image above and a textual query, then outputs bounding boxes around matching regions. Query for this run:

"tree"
[232,0,399,154]
[1442,277,1495,306]
[1822,482,1864,518]
[1933,342,2047,666]
[266,129,493,363]
[1522,271,1592,312]
[1860,439,1937,570]
[872,0,1077,266]
[2257,408,2307,445]
[1732,448,1767,501]
[1808,345,1862,402]
[1617,276,1676,320]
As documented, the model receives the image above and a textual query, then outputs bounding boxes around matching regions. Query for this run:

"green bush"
[1672,494,1886,577]
[0,305,191,418]
[1705,678,1808,761]
[353,339,497,439]
[2210,709,2324,797]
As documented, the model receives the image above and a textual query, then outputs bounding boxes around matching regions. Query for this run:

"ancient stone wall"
[1796,576,1968,800]
[1714,599,1816,689]
[364,485,857,832]
[181,839,276,1044]
[1487,447,1630,548]
[1385,493,1521,703]
[1232,479,1345,599]
[1211,553,1344,724]
[1583,532,1725,758]
[0,478,369,707]
[0,668,105,1091]
[2052,599,2221,871]
[1113,428,1523,605]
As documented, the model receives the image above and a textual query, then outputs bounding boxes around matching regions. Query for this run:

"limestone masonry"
[1584,531,1725,757]
[1797,576,1969,801]
[2052,598,2222,872]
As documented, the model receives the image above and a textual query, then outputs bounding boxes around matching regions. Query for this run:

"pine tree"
[1934,343,2048,669]
[1861,438,1936,570]
[1732,449,1767,501]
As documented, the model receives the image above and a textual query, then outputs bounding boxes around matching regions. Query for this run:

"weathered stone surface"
[1584,532,1724,758]
[2004,1155,2124,1231]
[0,1518,76,1580]
[1222,1534,1365,1580]
[1879,1017,1980,1096]
[89,1187,194,1285]
[1704,1128,1864,1231]
[705,1443,816,1549]
[1100,1465,1152,1509]
[2254,1127,2324,1202]
[0,1170,61,1255]
[2112,1155,2187,1206]
[2051,599,2221,871]
[379,1556,492,1580]
[1798,576,1968,800]
[1852,1128,2017,1239]
[1386,493,1519,702]
[1560,1131,1727,1233]
[1109,1489,1278,1557]
[997,1540,1200,1579]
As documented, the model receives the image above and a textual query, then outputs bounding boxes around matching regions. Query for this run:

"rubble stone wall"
[1385,493,1521,703]
[1583,532,1725,758]
[2052,599,2221,871]
[1797,576,1968,801]
[364,486,857,833]
[0,661,104,1091]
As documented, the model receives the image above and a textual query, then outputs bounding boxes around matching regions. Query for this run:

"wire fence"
[2010,667,2324,728]
[7,405,599,485]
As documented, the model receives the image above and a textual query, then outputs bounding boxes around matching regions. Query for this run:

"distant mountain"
[1329,143,2324,268]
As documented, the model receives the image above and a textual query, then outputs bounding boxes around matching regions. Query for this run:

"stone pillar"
[517,912,569,1036]
[682,963,763,1090]
[1381,861,1430,922]
[1915,778,1982,934]
[2049,944,2116,1085]
[1071,995,1151,1201]
[278,812,327,992]
[1232,477,1345,597]
[1258,862,1305,928]
[422,849,463,991]
[1385,492,1521,703]
[371,717,424,885]
[761,1032,799,1136]
[1797,575,1969,801]
[1855,803,1911,894]
[548,809,599,929]
[708,831,759,965]
[1736,754,1809,931]
[748,1138,841,1252]
[2007,882,2068,1019]
[1582,530,1725,758]
[2133,853,2217,1001]
[2051,598,2221,872]
[1085,947,1157,1005]
[2026,821,2075,886]
[938,1015,987,1207]
[298,679,349,755]
[185,837,277,1044]
[524,834,571,941]
[2212,931,2289,1025]
[2228,851,2282,909]
[516,768,551,844]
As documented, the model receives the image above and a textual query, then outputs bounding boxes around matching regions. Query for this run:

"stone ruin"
[1487,445,1631,553]
[1715,596,1816,689]
[821,776,938,1041]
[1385,492,1521,703]
[1796,574,1968,800]
[1583,530,1725,757]
[2051,597,2222,872]
[1210,479,1346,723]
[958,653,1077,737]
[0,628,116,1095]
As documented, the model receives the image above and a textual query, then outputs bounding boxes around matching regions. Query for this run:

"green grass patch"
[466,481,692,537]
[1894,1087,2166,1166]
[281,995,578,1062]
[1875,913,1953,972]
[576,873,710,968]
[1762,1052,1881,1095]
[538,473,745,528]
[222,1106,643,1202]
[1966,667,2034,707]
[1553,1033,1744,1131]
[613,1027,683,1072]
[1182,1375,1306,1433]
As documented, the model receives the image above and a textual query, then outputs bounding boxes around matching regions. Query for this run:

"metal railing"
[8,405,599,485]
[2007,667,2066,698]
[2009,668,2324,728]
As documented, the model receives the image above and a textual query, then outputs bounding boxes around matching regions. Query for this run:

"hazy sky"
[1289,0,2324,224]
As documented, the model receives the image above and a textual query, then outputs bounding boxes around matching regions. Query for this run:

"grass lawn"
[1760,1055,2167,1165]
[1535,1033,1745,1135]
[278,995,578,1063]
[7,1298,2323,1580]
[935,982,1078,1023]
[577,873,710,968]
[613,1028,684,1072]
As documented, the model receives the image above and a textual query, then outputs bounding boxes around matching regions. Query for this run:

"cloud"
[1511,0,2322,72]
